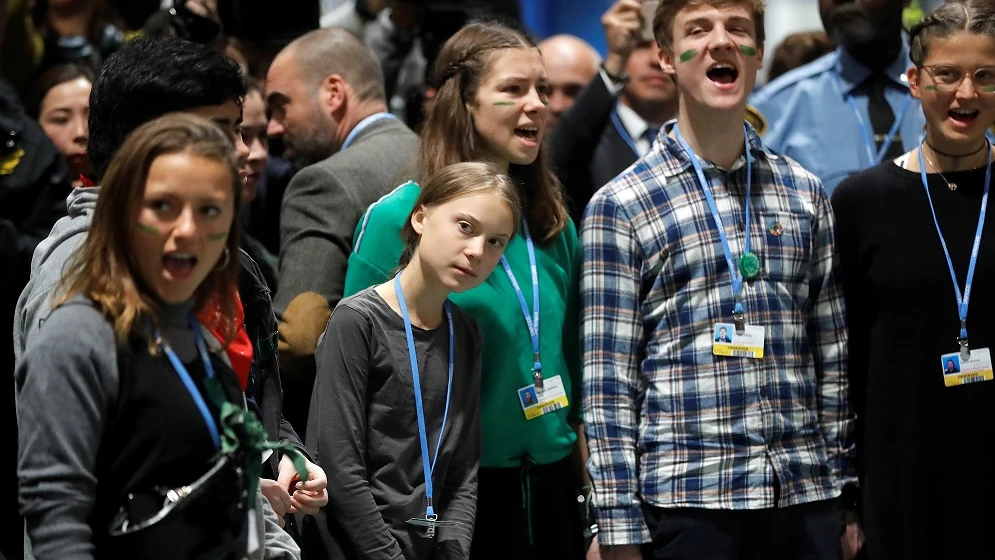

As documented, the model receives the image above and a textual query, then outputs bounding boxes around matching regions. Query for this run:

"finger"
[291,494,323,515]
[276,465,296,492]
[277,514,286,528]
[297,478,327,491]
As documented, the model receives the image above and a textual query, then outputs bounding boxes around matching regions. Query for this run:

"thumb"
[276,455,297,491]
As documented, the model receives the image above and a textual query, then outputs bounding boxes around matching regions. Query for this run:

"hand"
[277,454,329,516]
[259,477,292,528]
[599,544,643,560]
[586,535,603,560]
[602,0,644,77]
[841,512,864,560]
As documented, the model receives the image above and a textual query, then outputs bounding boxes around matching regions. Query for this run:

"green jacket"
[345,181,582,468]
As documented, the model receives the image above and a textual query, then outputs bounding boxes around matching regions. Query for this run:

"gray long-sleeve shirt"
[305,287,482,560]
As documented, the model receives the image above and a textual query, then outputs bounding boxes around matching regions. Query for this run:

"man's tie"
[864,74,905,161]
[642,126,660,155]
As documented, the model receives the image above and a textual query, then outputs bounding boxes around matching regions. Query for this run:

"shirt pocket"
[756,210,813,287]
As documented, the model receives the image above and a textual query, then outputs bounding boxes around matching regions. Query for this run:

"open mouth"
[949,108,980,125]
[706,63,739,86]
[515,127,539,143]
[163,253,197,280]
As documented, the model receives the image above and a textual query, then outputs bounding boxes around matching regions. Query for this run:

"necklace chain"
[922,149,959,191]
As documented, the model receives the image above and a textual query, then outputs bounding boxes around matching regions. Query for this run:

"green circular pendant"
[739,251,760,280]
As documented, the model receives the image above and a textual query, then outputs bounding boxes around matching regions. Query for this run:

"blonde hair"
[57,113,242,347]
[399,161,522,267]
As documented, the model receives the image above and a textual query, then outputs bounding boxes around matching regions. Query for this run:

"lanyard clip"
[959,337,971,363]
[732,310,746,335]
[533,355,544,391]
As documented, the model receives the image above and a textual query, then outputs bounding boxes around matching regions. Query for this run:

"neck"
[845,32,902,72]
[337,99,389,151]
[923,133,991,172]
[619,93,678,125]
[673,102,745,169]
[48,1,96,37]
[393,260,449,329]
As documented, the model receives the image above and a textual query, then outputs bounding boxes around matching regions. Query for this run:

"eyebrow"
[266,92,289,108]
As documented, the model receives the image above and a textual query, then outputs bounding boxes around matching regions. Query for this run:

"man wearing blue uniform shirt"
[750,0,926,193]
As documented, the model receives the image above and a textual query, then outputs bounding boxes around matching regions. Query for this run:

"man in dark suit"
[266,28,419,438]
[549,0,679,225]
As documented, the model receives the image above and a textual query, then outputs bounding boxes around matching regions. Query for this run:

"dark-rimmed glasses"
[921,65,995,94]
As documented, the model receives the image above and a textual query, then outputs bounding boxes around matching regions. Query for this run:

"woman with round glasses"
[832,2,995,558]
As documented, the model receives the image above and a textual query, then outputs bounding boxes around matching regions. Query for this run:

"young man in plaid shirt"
[579,0,857,558]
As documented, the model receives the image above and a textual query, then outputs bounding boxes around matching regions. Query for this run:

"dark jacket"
[548,75,638,226]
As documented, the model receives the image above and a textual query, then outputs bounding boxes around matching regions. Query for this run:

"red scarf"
[197,291,253,390]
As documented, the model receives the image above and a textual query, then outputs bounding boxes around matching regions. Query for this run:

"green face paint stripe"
[137,223,158,235]
[492,101,516,106]
[679,49,698,63]
[923,85,939,90]
[982,86,995,93]
[207,231,229,241]
[738,45,757,56]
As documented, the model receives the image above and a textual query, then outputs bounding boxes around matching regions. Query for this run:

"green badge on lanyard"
[739,251,760,280]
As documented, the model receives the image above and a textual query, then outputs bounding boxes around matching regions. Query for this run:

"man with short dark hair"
[265,28,418,438]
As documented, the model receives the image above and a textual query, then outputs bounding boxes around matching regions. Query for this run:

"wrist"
[602,53,630,83]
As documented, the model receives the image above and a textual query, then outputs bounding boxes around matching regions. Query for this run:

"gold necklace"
[922,149,958,191]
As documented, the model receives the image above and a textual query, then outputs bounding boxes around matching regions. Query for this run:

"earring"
[215,247,231,270]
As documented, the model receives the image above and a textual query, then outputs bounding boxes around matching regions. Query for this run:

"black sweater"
[832,160,995,560]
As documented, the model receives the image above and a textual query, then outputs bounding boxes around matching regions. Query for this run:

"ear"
[322,74,347,116]
[659,46,677,78]
[756,44,765,69]
[908,67,922,99]
[410,205,427,235]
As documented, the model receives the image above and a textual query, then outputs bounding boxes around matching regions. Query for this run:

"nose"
[464,237,485,260]
[248,137,267,163]
[957,73,979,99]
[710,25,734,51]
[174,206,198,239]
[234,134,250,167]
[548,91,568,118]
[524,86,547,114]
[267,117,285,138]
[74,115,88,145]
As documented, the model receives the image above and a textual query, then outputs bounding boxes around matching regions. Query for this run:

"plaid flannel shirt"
[580,121,855,546]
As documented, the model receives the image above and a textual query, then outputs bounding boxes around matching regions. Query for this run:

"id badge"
[941,348,994,387]
[712,322,765,359]
[518,375,569,420]
[406,517,464,538]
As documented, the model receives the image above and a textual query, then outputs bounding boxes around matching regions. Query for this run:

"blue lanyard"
[610,106,640,157]
[159,316,221,451]
[917,140,991,358]
[499,220,543,388]
[846,91,913,166]
[673,123,754,322]
[341,112,397,151]
[393,272,454,521]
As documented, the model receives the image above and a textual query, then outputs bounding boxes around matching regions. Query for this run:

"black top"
[832,160,995,560]
[304,288,482,560]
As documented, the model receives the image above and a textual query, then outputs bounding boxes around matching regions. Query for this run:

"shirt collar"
[835,36,913,94]
[656,118,767,178]
[615,101,652,141]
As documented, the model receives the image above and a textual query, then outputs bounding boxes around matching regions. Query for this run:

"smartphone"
[641,0,661,43]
